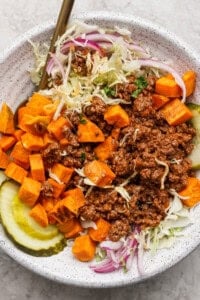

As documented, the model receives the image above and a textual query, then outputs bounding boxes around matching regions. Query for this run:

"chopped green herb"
[135,76,148,89]
[103,86,116,97]
[79,114,87,124]
[80,118,87,124]
[80,152,86,162]
[132,76,148,99]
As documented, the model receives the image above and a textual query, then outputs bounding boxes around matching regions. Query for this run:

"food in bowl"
[0,20,199,274]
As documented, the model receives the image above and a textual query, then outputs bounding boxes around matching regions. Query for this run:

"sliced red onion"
[50,53,65,81]
[46,57,55,75]
[100,240,123,251]
[84,33,148,55]
[90,258,119,273]
[90,228,143,274]
[61,38,103,56]
[136,59,186,102]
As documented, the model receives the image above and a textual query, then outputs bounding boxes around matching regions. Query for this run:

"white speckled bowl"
[0,11,200,288]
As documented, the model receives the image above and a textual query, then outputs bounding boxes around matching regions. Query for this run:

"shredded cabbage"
[145,191,192,251]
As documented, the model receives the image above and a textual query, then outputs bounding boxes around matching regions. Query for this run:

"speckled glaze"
[0,11,200,288]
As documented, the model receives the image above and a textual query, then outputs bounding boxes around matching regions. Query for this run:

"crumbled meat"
[108,219,131,241]
[42,142,63,167]
[40,181,53,198]
[84,96,107,116]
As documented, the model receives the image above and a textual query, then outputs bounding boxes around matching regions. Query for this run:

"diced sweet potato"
[5,162,28,183]
[47,117,69,140]
[47,178,66,199]
[94,136,116,161]
[51,163,74,184]
[161,98,193,126]
[0,103,15,134]
[182,70,196,97]
[26,93,52,114]
[0,148,10,169]
[29,203,48,227]
[18,177,41,206]
[29,154,45,181]
[104,104,130,128]
[179,177,200,207]
[21,132,44,151]
[72,235,96,262]
[84,160,116,187]
[77,118,105,143]
[60,190,85,215]
[0,135,16,151]
[155,77,182,98]
[10,141,30,169]
[57,218,83,238]
[88,218,111,242]
[152,94,170,110]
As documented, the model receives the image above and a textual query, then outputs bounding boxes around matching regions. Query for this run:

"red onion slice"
[61,38,104,56]
[100,240,123,251]
[46,57,55,75]
[49,53,65,81]
[136,59,186,102]
[85,33,148,55]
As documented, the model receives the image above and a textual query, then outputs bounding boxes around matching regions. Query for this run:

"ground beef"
[42,142,63,168]
[40,181,53,198]
[108,219,131,241]
[84,96,107,116]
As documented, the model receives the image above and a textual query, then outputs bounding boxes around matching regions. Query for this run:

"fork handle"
[38,0,75,90]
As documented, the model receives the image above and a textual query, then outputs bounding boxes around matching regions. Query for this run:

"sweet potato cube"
[72,235,96,262]
[60,196,81,215]
[10,141,30,169]
[84,160,116,187]
[43,133,56,148]
[161,98,193,126]
[42,198,55,213]
[183,70,196,97]
[13,129,24,141]
[88,218,111,242]
[155,77,182,98]
[18,177,41,206]
[0,148,10,169]
[5,162,27,183]
[19,115,50,135]
[0,102,15,134]
[47,117,69,140]
[63,187,85,204]
[179,177,200,207]
[51,163,74,184]
[104,104,130,128]
[94,136,116,161]
[29,203,48,227]
[29,154,45,181]
[26,93,52,114]
[77,118,105,143]
[58,219,83,238]
[42,100,60,118]
[61,188,85,215]
[152,94,170,110]
[47,178,66,199]
[21,132,44,151]
[0,135,16,151]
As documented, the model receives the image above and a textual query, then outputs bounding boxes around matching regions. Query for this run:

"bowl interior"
[0,11,200,287]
